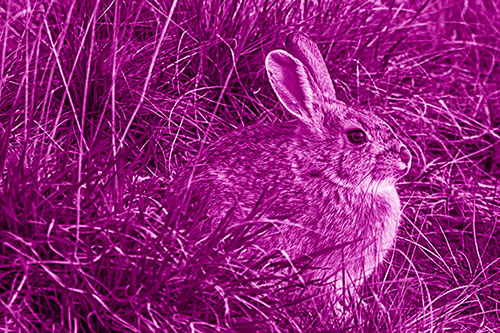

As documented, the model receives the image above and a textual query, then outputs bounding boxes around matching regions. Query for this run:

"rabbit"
[171,32,411,295]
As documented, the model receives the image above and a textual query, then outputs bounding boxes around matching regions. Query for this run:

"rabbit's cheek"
[336,149,374,184]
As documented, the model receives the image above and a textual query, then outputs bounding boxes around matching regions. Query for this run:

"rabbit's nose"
[399,145,412,166]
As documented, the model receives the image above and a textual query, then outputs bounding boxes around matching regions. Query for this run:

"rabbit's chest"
[373,184,401,251]
[342,184,401,286]
[320,183,402,289]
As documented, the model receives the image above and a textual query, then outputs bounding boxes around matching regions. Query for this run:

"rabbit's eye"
[346,129,367,145]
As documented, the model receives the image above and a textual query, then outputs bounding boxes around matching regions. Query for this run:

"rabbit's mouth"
[366,165,406,187]
[398,145,412,176]
[373,149,412,180]
[397,160,411,177]
[359,177,397,195]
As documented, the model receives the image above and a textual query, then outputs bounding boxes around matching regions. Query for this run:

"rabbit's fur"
[172,32,411,293]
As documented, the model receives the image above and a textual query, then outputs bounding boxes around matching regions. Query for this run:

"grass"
[1,0,499,331]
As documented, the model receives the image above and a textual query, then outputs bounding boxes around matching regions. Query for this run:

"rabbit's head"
[266,33,411,190]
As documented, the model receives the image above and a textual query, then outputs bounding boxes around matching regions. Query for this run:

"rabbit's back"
[172,122,302,219]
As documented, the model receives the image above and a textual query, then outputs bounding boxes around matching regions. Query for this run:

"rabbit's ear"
[266,49,325,130]
[285,32,336,102]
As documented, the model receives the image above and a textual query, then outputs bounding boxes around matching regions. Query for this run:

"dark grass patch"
[1,0,499,331]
